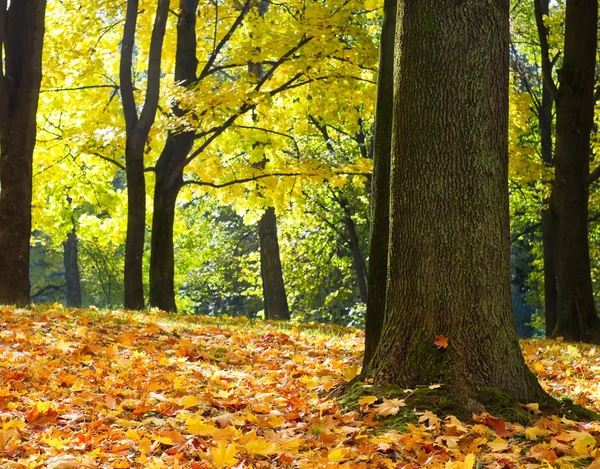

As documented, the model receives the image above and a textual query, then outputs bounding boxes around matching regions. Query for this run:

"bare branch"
[533,0,558,99]
[41,84,119,93]
[181,170,370,189]
[198,0,252,80]
[88,151,126,171]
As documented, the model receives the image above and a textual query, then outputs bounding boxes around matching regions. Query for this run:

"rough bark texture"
[361,0,396,370]
[549,0,599,342]
[366,0,545,403]
[63,231,82,308]
[120,0,170,310]
[149,0,199,312]
[0,0,46,306]
[340,199,368,304]
[258,207,290,320]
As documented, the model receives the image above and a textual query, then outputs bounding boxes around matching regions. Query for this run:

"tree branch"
[198,0,252,80]
[138,0,170,131]
[119,0,139,132]
[88,151,126,171]
[41,84,120,93]
[533,0,558,99]
[181,170,370,189]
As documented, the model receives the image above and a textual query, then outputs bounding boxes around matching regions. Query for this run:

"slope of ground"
[0,305,600,468]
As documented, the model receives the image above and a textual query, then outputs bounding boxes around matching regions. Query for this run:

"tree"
[149,0,199,312]
[536,0,600,341]
[120,0,170,309]
[361,0,395,370]
[0,0,46,305]
[363,0,546,405]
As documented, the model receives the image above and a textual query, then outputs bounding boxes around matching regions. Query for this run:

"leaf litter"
[0,305,599,468]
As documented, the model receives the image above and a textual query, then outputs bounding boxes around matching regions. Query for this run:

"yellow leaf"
[525,426,547,440]
[245,437,280,456]
[211,441,238,468]
[357,395,378,406]
[342,365,360,381]
[488,438,509,452]
[185,416,218,436]
[178,395,201,409]
[327,447,347,462]
[445,453,475,469]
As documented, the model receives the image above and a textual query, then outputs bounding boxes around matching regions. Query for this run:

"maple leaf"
[434,335,449,349]
[327,447,347,462]
[373,398,406,416]
[485,416,512,437]
[185,416,218,436]
[357,395,378,406]
[211,441,238,468]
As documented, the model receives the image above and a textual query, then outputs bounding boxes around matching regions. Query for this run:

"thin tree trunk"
[361,0,395,370]
[0,0,46,306]
[340,199,367,304]
[258,207,290,320]
[536,0,558,336]
[149,0,199,312]
[63,230,82,307]
[120,0,170,310]
[365,0,545,405]
[548,0,599,341]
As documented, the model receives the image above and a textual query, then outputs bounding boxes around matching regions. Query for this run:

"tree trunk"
[536,1,558,336]
[63,230,82,307]
[361,0,395,370]
[258,207,290,320]
[550,0,599,342]
[150,135,194,312]
[339,199,367,304]
[365,0,545,404]
[120,0,170,310]
[124,141,147,310]
[149,0,199,312]
[0,0,46,306]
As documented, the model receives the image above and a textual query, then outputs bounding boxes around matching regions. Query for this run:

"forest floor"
[1,306,600,468]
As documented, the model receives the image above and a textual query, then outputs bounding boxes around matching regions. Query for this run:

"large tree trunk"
[361,0,396,370]
[63,230,82,308]
[339,199,367,304]
[0,0,46,306]
[549,0,599,342]
[258,207,290,320]
[365,0,545,404]
[149,0,199,312]
[120,0,170,310]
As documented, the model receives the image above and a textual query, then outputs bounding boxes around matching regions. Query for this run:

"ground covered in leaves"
[2,306,600,468]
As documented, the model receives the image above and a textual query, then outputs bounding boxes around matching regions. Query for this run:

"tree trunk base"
[340,381,596,425]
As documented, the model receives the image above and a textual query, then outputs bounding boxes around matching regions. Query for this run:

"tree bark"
[120,0,170,310]
[0,0,46,306]
[258,207,290,320]
[365,0,545,404]
[361,0,395,370]
[339,199,367,304]
[149,0,199,312]
[63,230,82,308]
[549,0,599,341]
